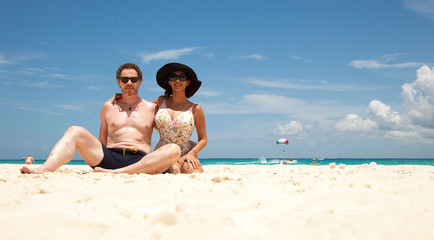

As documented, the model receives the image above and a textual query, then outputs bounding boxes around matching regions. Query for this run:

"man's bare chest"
[106,108,153,132]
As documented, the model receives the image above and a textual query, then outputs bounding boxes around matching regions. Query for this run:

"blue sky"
[1,0,434,159]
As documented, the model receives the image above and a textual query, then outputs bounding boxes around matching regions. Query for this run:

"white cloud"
[241,94,304,113]
[230,54,266,60]
[0,52,46,65]
[145,86,165,93]
[403,0,434,19]
[368,100,402,129]
[0,80,62,88]
[202,94,365,134]
[202,94,304,114]
[384,128,434,144]
[45,67,61,72]
[350,60,425,69]
[289,55,314,63]
[204,53,215,59]
[50,73,70,79]
[14,52,46,62]
[87,86,103,90]
[24,80,62,88]
[385,130,420,140]
[247,77,322,90]
[335,114,377,132]
[349,53,427,69]
[337,65,434,143]
[273,121,304,136]
[401,65,434,128]
[138,47,200,63]
[16,106,63,115]
[246,77,385,91]
[0,54,10,64]
[19,68,46,75]
[56,104,82,111]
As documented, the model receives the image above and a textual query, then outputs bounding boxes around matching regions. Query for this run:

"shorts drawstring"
[123,147,138,155]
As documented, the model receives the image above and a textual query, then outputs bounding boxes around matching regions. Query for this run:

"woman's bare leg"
[180,161,204,174]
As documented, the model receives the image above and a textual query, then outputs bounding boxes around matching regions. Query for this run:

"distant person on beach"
[24,154,35,164]
[20,63,181,174]
[96,63,207,174]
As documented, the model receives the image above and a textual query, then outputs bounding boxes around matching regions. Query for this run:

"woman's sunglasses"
[169,74,188,82]
[120,77,140,83]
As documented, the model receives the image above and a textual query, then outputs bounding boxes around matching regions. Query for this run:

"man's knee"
[65,126,87,137]
[166,144,181,159]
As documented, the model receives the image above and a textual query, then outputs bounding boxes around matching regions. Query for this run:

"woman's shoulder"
[192,103,204,113]
[153,96,167,106]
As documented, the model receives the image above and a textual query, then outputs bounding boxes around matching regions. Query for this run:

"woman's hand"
[180,152,200,170]
[111,93,122,104]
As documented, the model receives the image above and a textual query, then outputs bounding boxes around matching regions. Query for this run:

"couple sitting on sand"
[20,62,207,175]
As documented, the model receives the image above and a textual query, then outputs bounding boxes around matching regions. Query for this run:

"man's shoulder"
[100,98,119,112]
[139,98,157,109]
[102,98,115,107]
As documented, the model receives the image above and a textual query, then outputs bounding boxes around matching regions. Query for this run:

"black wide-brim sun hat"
[156,62,202,98]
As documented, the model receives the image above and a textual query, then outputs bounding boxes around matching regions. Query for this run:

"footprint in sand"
[30,188,50,195]
[152,211,179,226]
[211,176,231,183]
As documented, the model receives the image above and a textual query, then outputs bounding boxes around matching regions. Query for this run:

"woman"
[153,62,207,174]
[24,154,35,164]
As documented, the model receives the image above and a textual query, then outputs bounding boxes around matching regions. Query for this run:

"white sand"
[1,164,433,240]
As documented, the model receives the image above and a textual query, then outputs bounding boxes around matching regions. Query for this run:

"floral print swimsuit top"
[155,99,195,155]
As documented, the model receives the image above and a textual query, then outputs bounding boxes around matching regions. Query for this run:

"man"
[20,63,181,174]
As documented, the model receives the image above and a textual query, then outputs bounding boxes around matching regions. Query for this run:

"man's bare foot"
[94,167,122,173]
[20,166,49,174]
[165,163,181,174]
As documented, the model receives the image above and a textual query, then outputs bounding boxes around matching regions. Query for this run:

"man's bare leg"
[94,144,181,174]
[20,126,104,174]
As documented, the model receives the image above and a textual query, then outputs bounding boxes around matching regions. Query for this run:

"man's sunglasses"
[120,77,140,83]
[169,74,188,82]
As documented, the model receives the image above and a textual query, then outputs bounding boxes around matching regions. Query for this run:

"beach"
[1,164,433,240]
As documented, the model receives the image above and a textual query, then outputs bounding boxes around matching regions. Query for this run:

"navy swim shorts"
[92,143,147,169]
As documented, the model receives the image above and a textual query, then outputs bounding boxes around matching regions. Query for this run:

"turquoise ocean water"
[2,158,434,166]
